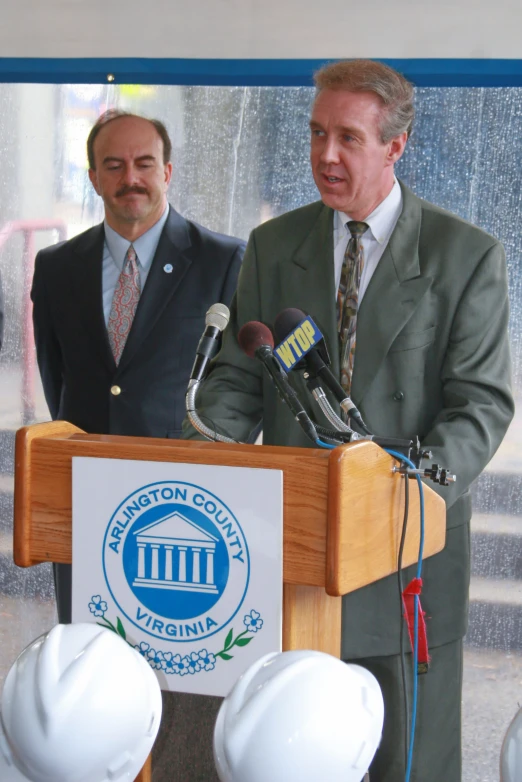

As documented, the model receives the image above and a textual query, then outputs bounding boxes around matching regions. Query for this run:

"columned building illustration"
[133,511,219,594]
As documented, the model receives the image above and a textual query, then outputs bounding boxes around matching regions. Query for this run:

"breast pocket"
[388,325,437,353]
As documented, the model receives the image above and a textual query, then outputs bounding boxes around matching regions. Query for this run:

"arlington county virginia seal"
[102,481,250,643]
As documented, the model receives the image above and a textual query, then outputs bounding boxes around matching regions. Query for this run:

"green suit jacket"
[183,182,514,659]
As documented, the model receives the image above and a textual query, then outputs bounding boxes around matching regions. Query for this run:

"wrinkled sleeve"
[422,242,514,508]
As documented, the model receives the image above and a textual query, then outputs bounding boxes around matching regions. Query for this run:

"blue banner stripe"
[0,58,522,86]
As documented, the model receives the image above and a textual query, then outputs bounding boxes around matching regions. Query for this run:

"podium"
[13,421,446,782]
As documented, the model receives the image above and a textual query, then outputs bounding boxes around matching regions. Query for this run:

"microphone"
[273,308,371,434]
[237,321,318,445]
[189,303,230,386]
[186,303,236,443]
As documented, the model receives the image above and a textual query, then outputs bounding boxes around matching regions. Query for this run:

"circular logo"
[102,481,250,643]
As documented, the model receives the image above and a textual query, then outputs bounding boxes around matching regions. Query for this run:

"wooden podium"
[13,422,446,782]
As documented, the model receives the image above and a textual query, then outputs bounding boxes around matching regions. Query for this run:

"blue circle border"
[101,480,251,643]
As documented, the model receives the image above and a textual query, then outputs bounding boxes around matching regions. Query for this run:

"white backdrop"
[0,0,520,60]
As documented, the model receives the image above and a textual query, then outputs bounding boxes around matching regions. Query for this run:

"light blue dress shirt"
[102,204,170,326]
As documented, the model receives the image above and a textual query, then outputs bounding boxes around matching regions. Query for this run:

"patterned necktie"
[108,244,141,365]
[338,220,369,394]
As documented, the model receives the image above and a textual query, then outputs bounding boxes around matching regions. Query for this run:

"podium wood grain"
[14,423,445,593]
[13,422,447,782]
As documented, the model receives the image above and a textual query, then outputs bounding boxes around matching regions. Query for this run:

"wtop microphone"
[273,308,371,435]
[188,303,231,387]
[237,321,318,445]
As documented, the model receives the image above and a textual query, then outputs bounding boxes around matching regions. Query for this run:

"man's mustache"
[115,186,149,197]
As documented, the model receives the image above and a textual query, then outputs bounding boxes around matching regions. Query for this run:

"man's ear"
[88,168,101,195]
[386,132,408,166]
[164,161,173,189]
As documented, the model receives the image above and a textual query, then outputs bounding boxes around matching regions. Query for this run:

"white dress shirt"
[102,204,170,325]
[333,179,403,303]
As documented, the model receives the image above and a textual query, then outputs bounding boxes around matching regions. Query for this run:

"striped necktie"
[108,244,141,365]
[338,220,369,394]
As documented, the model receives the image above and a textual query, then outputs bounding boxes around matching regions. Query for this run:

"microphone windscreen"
[273,308,307,342]
[238,321,274,358]
[205,303,230,332]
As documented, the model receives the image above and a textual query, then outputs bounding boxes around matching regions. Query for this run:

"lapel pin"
[163,263,173,274]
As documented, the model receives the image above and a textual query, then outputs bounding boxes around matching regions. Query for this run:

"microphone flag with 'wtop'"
[273,311,326,373]
[273,308,371,435]
[237,321,318,444]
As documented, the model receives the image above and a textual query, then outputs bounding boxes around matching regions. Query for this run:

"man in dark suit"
[183,61,513,781]
[31,110,244,622]
[32,110,243,441]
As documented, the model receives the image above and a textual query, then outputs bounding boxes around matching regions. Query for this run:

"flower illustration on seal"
[198,649,216,671]
[88,595,108,617]
[160,652,177,674]
[186,652,204,674]
[146,648,165,670]
[171,654,190,676]
[90,598,264,675]
[243,609,263,633]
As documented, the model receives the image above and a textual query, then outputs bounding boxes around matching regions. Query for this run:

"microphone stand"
[185,381,238,444]
[304,375,363,441]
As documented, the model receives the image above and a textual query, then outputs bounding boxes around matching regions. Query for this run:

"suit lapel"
[118,207,193,370]
[285,202,340,376]
[351,182,432,405]
[70,224,116,372]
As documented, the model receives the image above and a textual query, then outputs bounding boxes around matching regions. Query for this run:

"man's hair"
[87,109,172,169]
[313,60,415,142]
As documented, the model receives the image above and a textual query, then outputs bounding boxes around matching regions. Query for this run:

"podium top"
[14,422,445,597]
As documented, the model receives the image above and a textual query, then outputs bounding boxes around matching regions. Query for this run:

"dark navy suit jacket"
[31,206,244,437]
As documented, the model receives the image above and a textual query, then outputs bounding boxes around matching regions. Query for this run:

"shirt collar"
[104,203,170,271]
[335,178,402,245]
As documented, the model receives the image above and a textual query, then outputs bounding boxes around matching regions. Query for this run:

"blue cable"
[316,439,425,778]
[385,449,425,782]
[315,437,337,449]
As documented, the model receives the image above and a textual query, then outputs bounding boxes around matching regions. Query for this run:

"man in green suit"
[183,60,513,781]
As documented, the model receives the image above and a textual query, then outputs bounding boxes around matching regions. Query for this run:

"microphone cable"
[398,466,411,769]
[385,449,426,782]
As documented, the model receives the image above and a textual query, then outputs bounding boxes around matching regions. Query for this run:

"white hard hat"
[501,705,522,782]
[1,623,162,782]
[214,649,384,782]
[0,731,31,781]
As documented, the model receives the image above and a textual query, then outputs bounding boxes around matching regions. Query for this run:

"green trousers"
[349,639,463,782]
